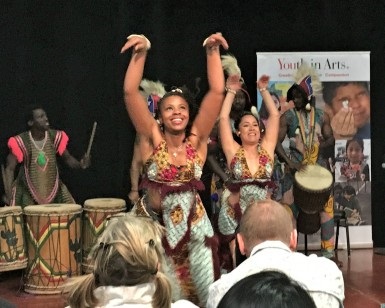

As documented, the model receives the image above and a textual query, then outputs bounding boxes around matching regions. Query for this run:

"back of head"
[64,214,172,308]
[217,270,317,308]
[239,200,293,251]
[93,214,163,285]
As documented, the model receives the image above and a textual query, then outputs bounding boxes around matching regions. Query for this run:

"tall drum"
[82,198,126,273]
[0,206,27,272]
[297,209,321,235]
[23,204,82,294]
[293,164,333,214]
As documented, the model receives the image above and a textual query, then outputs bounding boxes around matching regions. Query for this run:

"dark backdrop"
[1,1,385,247]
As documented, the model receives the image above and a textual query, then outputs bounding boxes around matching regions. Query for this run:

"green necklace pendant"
[37,151,47,167]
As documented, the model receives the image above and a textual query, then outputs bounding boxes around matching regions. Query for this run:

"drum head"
[0,206,22,215]
[294,165,333,191]
[84,198,126,209]
[24,204,82,214]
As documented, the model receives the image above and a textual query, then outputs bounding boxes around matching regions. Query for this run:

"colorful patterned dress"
[7,130,75,207]
[218,145,274,237]
[131,140,219,306]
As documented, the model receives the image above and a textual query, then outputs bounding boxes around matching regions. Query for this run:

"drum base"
[0,260,27,273]
[297,210,321,235]
[24,285,63,295]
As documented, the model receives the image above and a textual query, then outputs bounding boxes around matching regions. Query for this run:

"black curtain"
[1,0,385,246]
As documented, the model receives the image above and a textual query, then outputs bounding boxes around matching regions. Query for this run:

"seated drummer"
[274,64,340,266]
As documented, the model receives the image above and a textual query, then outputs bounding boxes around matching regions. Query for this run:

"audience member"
[63,214,198,308]
[207,199,345,308]
[217,270,317,308]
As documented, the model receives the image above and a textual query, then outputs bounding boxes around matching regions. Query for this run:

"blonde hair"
[239,200,293,250]
[63,214,172,308]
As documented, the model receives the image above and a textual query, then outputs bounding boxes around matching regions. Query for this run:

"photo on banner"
[256,52,371,247]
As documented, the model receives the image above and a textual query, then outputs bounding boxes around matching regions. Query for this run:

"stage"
[0,248,384,307]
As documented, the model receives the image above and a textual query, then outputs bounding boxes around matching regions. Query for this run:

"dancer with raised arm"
[121,33,228,306]
[128,79,166,206]
[217,68,280,269]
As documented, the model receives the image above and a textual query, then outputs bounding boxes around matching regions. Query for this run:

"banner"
[257,52,371,249]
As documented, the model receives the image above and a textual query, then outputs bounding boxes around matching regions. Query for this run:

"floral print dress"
[218,145,274,237]
[131,140,219,306]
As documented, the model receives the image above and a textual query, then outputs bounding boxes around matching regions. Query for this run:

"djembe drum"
[297,209,321,235]
[0,206,27,272]
[82,198,126,273]
[23,204,82,294]
[293,164,333,214]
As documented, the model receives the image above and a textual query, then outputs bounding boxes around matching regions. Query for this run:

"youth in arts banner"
[257,52,371,248]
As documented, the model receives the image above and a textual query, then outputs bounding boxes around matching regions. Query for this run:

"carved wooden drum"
[82,198,126,273]
[293,164,333,214]
[0,206,27,272]
[23,204,82,294]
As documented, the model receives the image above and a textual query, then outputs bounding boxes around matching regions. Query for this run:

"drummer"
[3,105,91,207]
[274,64,339,265]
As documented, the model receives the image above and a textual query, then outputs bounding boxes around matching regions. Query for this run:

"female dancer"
[121,33,228,306]
[217,74,280,267]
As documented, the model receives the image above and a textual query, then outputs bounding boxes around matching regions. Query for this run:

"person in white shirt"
[63,213,198,308]
[207,199,344,308]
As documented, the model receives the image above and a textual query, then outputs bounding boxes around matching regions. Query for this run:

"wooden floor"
[0,248,385,307]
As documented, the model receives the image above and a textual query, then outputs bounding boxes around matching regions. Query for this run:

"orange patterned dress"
[131,139,219,306]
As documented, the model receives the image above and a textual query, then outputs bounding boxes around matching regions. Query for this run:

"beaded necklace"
[29,131,48,167]
[295,107,315,159]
